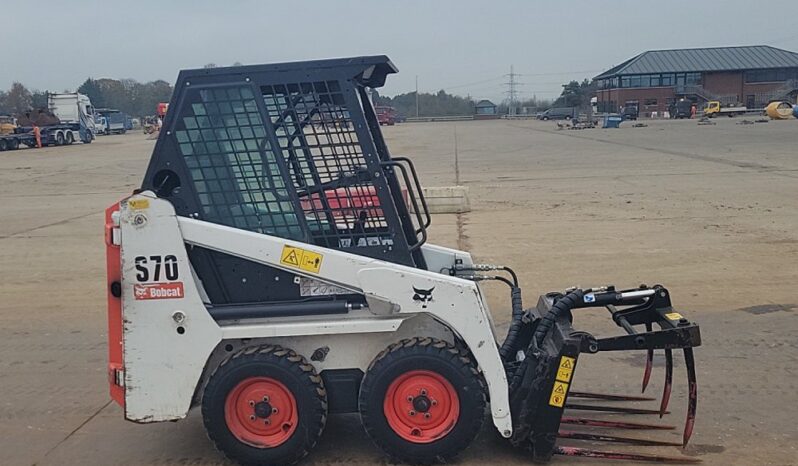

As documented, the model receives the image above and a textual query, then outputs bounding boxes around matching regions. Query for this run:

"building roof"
[595,46,798,79]
[475,99,496,107]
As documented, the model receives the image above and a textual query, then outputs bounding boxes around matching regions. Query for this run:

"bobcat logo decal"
[412,286,435,308]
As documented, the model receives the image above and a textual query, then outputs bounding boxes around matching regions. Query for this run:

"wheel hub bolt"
[248,400,255,407]
[424,413,431,419]
[409,410,416,416]
[412,395,432,413]
[249,415,256,421]
[420,389,427,396]
[263,396,269,402]
[253,400,273,419]
[407,396,413,402]
[431,399,438,406]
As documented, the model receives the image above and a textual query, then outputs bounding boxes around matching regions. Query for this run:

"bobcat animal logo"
[412,286,435,308]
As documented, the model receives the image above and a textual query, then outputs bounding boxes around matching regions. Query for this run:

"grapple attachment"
[503,285,701,463]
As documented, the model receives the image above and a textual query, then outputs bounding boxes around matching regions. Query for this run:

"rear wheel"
[8,138,19,150]
[0,139,7,151]
[202,345,327,466]
[359,337,485,464]
[55,131,65,146]
[65,132,74,145]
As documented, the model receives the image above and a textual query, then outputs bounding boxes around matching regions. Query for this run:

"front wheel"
[359,337,486,464]
[202,345,327,466]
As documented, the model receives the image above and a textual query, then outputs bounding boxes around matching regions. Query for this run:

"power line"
[445,75,506,90]
[515,68,604,77]
[504,65,523,116]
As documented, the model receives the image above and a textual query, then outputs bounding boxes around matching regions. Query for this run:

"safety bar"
[380,160,428,251]
[391,157,431,229]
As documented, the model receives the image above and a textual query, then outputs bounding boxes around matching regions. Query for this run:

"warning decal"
[665,312,684,320]
[556,356,575,383]
[549,381,569,408]
[280,246,323,274]
[128,199,149,210]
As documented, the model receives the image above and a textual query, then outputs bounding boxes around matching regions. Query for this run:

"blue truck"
[96,108,130,135]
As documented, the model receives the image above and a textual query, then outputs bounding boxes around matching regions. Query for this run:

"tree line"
[0,78,173,118]
[77,78,173,117]
[374,79,593,118]
[1,75,594,119]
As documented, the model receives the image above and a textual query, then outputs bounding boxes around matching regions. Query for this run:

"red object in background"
[301,186,383,224]
[375,106,397,125]
[157,102,169,117]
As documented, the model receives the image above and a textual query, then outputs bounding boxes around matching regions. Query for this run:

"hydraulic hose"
[498,286,524,362]
[533,289,584,347]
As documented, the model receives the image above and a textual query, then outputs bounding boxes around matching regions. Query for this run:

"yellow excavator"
[0,115,17,135]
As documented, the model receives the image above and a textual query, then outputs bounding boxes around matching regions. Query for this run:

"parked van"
[537,107,576,120]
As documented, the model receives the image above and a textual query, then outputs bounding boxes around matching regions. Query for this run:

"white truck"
[47,93,97,143]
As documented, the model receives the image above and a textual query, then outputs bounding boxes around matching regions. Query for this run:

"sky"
[3,0,798,102]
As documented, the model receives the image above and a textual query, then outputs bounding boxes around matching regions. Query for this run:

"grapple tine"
[683,348,698,447]
[561,416,676,430]
[569,390,656,402]
[566,403,669,415]
[558,430,683,446]
[554,446,702,463]
[642,322,654,393]
[660,349,673,418]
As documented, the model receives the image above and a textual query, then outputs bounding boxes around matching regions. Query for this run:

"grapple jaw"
[504,285,702,463]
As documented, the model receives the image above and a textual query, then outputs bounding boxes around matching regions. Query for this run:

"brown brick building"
[594,46,798,117]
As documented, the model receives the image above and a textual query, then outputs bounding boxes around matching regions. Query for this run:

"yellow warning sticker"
[549,381,569,408]
[280,246,323,274]
[128,199,149,210]
[556,356,575,383]
[665,312,684,320]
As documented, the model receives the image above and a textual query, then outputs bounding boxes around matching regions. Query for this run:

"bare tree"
[6,82,32,114]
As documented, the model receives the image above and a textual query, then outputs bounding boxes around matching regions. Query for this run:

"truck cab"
[48,93,97,140]
[704,101,721,116]
[375,105,397,125]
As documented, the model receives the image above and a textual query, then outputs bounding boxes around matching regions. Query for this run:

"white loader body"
[110,192,513,436]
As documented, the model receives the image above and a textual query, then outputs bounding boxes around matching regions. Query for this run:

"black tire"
[0,139,7,151]
[65,132,74,145]
[8,138,19,150]
[542,116,549,121]
[359,337,486,464]
[55,132,65,146]
[202,345,327,466]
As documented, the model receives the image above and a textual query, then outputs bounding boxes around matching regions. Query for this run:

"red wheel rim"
[224,377,298,448]
[383,370,460,443]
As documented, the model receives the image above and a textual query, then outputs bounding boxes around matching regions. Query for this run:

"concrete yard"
[1,118,796,465]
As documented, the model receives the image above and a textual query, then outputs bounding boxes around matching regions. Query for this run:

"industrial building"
[594,45,798,116]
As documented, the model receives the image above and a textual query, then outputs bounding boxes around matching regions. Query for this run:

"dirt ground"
[1,118,796,466]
